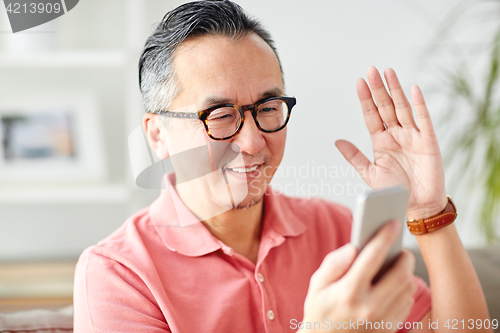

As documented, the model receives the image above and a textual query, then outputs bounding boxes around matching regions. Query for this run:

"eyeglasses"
[153,96,296,140]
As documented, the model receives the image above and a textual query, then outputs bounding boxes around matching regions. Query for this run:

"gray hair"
[138,0,283,120]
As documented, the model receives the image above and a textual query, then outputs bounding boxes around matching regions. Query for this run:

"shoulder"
[73,206,170,332]
[76,206,158,271]
[73,205,164,310]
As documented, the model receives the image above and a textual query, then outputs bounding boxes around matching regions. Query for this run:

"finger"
[356,78,385,135]
[411,85,436,136]
[335,140,371,184]
[366,66,400,128]
[346,220,401,287]
[371,250,416,307]
[364,266,415,327]
[308,243,357,294]
[384,68,418,129]
[384,285,415,327]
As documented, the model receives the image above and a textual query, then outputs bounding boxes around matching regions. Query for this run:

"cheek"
[166,121,208,155]
[266,130,286,165]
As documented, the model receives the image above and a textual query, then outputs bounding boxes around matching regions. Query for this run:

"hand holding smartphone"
[350,186,409,283]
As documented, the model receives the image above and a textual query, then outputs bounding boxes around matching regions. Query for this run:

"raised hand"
[335,67,447,220]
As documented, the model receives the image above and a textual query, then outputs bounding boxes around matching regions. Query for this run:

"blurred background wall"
[0,0,497,263]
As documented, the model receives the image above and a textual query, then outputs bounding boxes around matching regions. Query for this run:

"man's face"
[164,33,286,209]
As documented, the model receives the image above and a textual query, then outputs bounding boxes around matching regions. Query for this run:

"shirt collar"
[149,174,307,257]
[261,188,307,238]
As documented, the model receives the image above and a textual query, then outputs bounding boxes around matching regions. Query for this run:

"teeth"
[227,165,259,173]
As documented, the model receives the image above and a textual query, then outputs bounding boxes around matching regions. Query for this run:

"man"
[74,1,491,332]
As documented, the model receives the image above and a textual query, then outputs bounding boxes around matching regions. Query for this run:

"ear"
[142,113,169,160]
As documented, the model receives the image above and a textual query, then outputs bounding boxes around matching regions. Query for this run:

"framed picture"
[0,91,107,183]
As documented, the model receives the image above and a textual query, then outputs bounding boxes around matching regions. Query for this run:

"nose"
[231,111,266,155]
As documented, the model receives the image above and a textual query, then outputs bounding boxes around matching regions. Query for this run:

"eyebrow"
[200,87,284,109]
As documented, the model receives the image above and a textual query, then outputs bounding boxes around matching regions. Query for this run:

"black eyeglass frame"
[153,96,296,141]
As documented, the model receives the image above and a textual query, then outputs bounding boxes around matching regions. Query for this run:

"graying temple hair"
[138,0,283,121]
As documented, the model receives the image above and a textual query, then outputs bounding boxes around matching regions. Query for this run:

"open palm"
[336,67,448,220]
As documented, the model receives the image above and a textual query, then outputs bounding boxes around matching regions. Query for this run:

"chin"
[234,196,263,210]
[233,179,266,208]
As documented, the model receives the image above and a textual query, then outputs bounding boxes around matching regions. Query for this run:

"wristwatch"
[406,197,457,235]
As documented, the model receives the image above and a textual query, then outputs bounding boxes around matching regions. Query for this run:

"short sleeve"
[73,249,171,333]
[397,275,432,333]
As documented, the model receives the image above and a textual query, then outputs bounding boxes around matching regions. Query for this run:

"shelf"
[0,50,129,69]
[0,260,75,312]
[0,184,131,204]
[0,260,76,300]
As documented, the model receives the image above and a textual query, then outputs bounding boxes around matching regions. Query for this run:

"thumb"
[335,139,371,184]
[308,243,357,294]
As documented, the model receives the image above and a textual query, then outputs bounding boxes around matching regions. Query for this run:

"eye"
[206,107,239,123]
[258,100,282,114]
[214,114,233,119]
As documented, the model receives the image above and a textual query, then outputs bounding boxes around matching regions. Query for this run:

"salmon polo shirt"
[73,177,432,333]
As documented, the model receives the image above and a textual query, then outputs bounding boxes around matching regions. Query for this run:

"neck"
[202,199,264,265]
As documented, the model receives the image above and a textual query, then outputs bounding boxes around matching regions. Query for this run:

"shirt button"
[267,310,275,320]
[257,273,264,282]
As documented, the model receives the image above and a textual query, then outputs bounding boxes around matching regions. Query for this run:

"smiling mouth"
[224,165,259,173]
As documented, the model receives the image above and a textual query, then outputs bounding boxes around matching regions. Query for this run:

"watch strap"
[407,197,457,235]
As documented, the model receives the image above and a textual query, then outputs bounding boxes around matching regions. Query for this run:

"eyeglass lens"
[206,99,288,139]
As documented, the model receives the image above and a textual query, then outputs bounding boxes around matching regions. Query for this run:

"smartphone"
[350,186,409,283]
